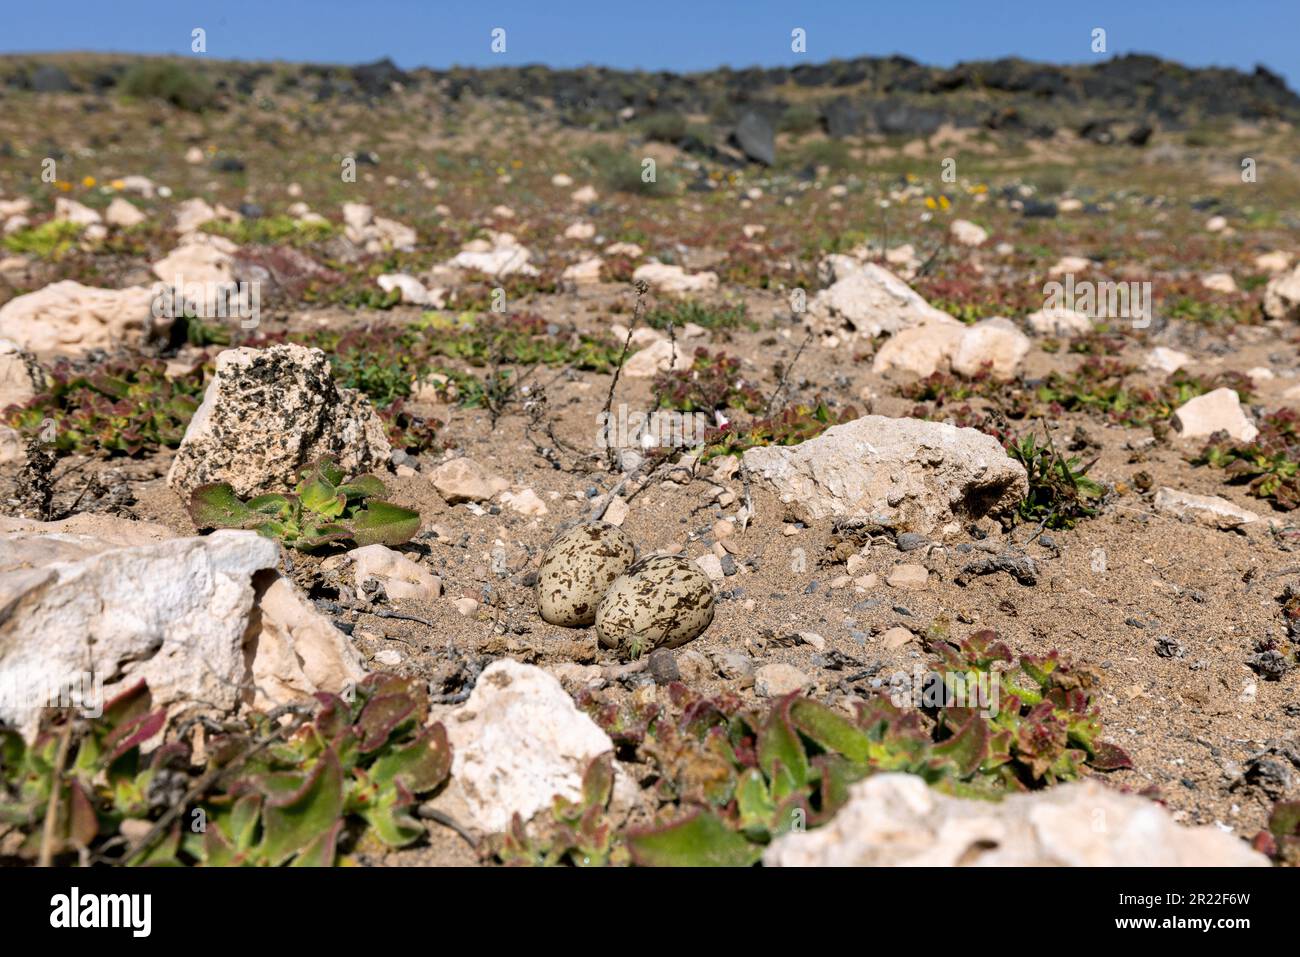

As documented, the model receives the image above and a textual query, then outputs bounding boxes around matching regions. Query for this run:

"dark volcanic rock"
[823,97,867,137]
[873,102,946,136]
[7,50,1300,136]
[1021,199,1059,219]
[30,65,73,92]
[352,58,408,97]
[732,111,776,166]
[1127,123,1154,146]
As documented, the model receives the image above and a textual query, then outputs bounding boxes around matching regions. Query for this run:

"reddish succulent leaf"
[290,819,343,867]
[930,711,990,778]
[356,693,418,753]
[1089,740,1134,771]
[101,679,152,727]
[367,722,451,793]
[67,779,99,849]
[103,708,167,765]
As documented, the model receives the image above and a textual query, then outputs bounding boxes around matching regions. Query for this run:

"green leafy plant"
[119,60,216,112]
[1036,361,1252,429]
[1196,408,1300,510]
[413,311,622,371]
[2,219,84,258]
[280,313,624,408]
[696,400,856,461]
[264,314,625,452]
[499,630,1130,866]
[495,754,627,867]
[6,358,205,456]
[579,143,679,197]
[653,348,765,414]
[171,314,232,347]
[644,300,750,332]
[777,104,821,135]
[189,457,420,552]
[1164,295,1257,327]
[1007,429,1105,529]
[0,679,168,862]
[189,674,450,866]
[0,675,452,866]
[202,214,336,248]
[637,111,689,143]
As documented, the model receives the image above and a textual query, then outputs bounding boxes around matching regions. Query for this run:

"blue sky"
[3,0,1296,89]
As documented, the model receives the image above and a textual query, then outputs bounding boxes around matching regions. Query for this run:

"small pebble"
[895,532,927,552]
[647,648,680,684]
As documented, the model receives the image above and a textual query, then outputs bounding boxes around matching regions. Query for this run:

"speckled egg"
[595,555,715,656]
[536,522,637,627]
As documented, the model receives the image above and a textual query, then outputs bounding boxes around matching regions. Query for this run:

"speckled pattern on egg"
[536,521,636,626]
[595,554,715,657]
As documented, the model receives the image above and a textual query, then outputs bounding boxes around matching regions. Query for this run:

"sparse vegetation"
[0,675,450,865]
[579,143,680,197]
[1036,361,1253,429]
[119,60,216,111]
[5,358,205,456]
[698,400,857,461]
[1007,429,1106,529]
[2,219,83,258]
[653,348,765,414]
[202,214,336,247]
[1197,408,1300,509]
[190,457,421,552]
[497,630,1130,866]
[643,299,749,332]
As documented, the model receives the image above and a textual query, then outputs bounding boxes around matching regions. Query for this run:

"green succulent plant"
[692,399,856,462]
[498,630,1131,866]
[2,219,84,259]
[495,754,627,867]
[1197,408,1300,510]
[6,358,205,457]
[189,674,451,866]
[0,679,170,862]
[189,457,420,551]
[0,675,452,866]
